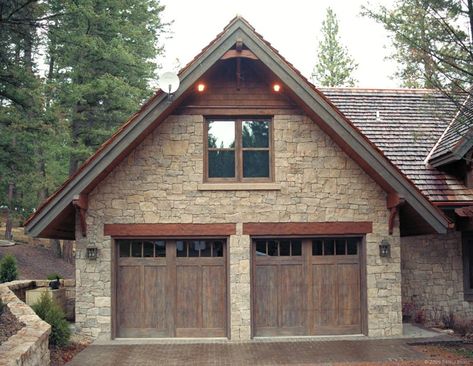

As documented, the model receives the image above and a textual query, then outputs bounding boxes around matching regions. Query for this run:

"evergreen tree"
[312,8,358,87]
[0,1,48,239]
[47,0,168,175]
[362,0,473,91]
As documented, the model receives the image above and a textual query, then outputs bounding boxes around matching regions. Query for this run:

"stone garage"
[25,17,473,341]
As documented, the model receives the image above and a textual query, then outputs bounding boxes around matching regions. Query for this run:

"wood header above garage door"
[104,223,236,237]
[243,222,373,236]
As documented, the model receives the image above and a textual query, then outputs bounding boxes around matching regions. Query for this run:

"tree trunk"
[468,0,473,47]
[4,182,14,241]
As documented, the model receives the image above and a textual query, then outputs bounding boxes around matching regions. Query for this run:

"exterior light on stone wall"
[86,245,98,260]
[379,239,391,258]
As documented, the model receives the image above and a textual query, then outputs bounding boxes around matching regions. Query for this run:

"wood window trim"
[463,232,473,301]
[203,117,274,183]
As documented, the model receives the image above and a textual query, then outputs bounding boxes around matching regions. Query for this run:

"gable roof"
[322,88,473,202]
[24,16,451,239]
[428,94,473,167]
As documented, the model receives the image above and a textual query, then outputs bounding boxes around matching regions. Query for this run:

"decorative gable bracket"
[387,193,405,235]
[72,194,88,237]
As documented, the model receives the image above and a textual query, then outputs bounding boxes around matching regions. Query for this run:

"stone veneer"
[401,232,473,323]
[76,114,402,340]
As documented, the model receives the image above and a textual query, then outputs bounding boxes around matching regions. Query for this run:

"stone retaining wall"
[401,232,473,324]
[0,280,51,366]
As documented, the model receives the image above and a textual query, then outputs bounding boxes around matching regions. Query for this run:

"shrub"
[31,292,71,347]
[414,308,426,324]
[46,273,63,281]
[452,318,473,337]
[0,254,18,283]
[442,311,456,329]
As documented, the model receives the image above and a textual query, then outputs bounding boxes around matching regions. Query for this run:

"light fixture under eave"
[197,83,206,92]
[273,83,281,92]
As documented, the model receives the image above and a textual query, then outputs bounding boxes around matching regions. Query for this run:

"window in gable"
[205,118,273,182]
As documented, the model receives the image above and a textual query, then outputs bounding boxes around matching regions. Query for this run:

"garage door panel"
[254,265,278,329]
[176,265,201,329]
[117,266,142,331]
[337,263,361,328]
[202,265,226,330]
[280,264,305,328]
[143,266,167,331]
[313,264,337,327]
[253,237,363,337]
[116,239,227,338]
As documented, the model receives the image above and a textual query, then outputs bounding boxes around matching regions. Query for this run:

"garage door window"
[255,239,302,256]
[176,240,224,257]
[118,239,166,257]
[312,238,359,256]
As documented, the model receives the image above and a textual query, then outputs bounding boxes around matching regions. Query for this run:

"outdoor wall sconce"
[86,245,98,260]
[379,239,391,258]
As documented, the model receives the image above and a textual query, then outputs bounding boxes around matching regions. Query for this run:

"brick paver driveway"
[67,338,437,365]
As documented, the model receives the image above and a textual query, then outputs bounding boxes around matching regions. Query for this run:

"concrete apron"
[91,324,446,346]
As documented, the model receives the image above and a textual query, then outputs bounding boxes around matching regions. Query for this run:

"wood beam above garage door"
[243,222,373,236]
[105,223,236,237]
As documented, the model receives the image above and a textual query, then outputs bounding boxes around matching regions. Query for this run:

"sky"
[159,0,399,88]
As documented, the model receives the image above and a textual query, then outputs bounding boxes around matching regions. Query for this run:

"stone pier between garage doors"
[75,220,402,341]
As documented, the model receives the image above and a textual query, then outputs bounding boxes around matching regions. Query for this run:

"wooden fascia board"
[235,24,448,234]
[25,24,244,238]
[429,151,462,167]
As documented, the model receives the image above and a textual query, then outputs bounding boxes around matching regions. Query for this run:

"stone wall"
[401,232,473,323]
[76,113,401,339]
[0,280,51,366]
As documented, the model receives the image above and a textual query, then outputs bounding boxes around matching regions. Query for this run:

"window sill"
[197,183,281,191]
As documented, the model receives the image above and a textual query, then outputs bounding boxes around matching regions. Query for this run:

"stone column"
[229,232,251,340]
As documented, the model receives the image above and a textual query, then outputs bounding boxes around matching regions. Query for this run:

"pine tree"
[362,0,473,91]
[47,0,168,175]
[312,8,358,87]
[0,1,49,239]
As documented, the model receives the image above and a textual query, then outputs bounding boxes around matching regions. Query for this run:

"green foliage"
[362,0,473,91]
[47,273,64,281]
[0,0,168,226]
[312,7,358,87]
[48,0,168,173]
[0,254,18,283]
[31,292,71,347]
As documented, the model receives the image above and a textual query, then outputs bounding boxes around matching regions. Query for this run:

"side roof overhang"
[24,16,451,239]
[428,93,473,167]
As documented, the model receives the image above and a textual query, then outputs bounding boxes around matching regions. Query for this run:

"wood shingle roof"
[322,88,473,202]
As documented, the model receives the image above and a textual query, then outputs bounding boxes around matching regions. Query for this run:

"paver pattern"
[68,339,432,366]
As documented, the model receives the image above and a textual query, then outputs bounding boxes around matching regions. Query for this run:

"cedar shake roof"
[321,88,473,202]
[428,94,473,166]
[24,16,451,239]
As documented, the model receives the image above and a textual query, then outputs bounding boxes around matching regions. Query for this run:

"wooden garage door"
[116,239,226,338]
[253,237,362,336]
